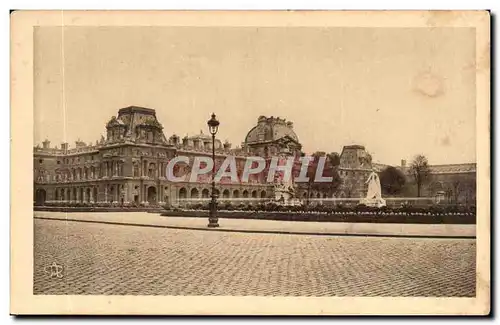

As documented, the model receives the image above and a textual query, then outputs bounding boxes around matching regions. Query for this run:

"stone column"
[83,189,86,202]
[124,183,130,204]
[158,186,163,205]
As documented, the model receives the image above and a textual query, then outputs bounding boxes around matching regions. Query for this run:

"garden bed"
[161,209,476,224]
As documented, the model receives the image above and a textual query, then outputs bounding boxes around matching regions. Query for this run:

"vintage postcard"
[11,10,490,315]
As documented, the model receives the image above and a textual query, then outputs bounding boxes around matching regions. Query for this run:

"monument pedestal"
[359,198,387,208]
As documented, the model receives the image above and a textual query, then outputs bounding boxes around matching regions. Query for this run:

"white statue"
[359,169,386,208]
[365,171,382,200]
[273,171,300,206]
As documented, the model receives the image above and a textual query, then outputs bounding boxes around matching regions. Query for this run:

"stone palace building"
[33,106,476,207]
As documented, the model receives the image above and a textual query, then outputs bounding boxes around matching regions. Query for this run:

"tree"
[306,152,325,204]
[327,152,341,166]
[463,179,476,207]
[380,166,406,196]
[303,152,343,204]
[327,152,342,197]
[409,155,430,197]
[450,176,476,206]
[451,178,462,204]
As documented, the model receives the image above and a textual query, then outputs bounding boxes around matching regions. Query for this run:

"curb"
[34,216,476,239]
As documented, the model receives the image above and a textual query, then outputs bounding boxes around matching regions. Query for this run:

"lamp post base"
[207,220,219,228]
[208,195,219,227]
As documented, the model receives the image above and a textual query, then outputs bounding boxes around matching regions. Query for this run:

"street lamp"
[207,113,220,228]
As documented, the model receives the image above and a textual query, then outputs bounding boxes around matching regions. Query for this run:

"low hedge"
[161,209,475,224]
[173,202,476,216]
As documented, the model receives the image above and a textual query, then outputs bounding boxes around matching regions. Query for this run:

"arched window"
[190,188,199,198]
[148,163,156,178]
[133,163,139,177]
[179,187,187,199]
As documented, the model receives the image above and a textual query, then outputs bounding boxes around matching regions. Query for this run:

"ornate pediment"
[106,116,125,129]
[136,118,163,130]
[275,135,302,148]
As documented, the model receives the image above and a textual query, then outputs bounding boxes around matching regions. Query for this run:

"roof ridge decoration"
[137,118,163,130]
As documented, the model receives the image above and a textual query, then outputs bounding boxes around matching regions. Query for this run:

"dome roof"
[245,116,299,144]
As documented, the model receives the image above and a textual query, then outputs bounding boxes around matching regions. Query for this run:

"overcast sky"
[34,26,476,165]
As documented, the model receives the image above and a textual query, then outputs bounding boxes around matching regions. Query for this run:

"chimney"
[42,139,50,149]
[401,159,407,168]
[170,134,180,146]
[61,142,68,152]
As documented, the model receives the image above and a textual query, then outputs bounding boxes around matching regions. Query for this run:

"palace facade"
[33,106,476,207]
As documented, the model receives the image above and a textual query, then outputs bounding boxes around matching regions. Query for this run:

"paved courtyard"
[34,218,476,297]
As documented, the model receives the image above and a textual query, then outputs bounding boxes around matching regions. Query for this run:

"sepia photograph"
[10,10,490,315]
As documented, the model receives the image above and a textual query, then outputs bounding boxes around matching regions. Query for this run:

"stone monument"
[359,170,386,208]
[273,177,300,206]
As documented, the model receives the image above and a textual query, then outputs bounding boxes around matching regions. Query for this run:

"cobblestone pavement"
[34,219,476,297]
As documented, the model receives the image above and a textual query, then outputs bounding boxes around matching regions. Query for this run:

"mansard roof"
[118,106,156,116]
[245,116,300,145]
[372,162,476,175]
[428,163,476,174]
